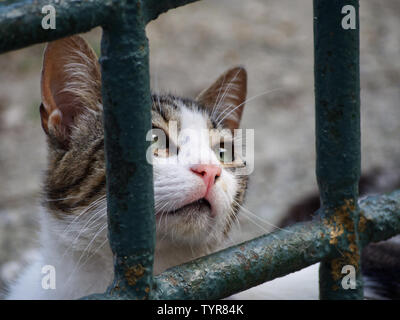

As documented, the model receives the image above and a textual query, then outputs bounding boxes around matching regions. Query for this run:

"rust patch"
[167,275,178,286]
[322,199,361,288]
[323,199,356,245]
[125,264,145,286]
[332,284,339,291]
[250,251,259,260]
[358,213,367,233]
[330,250,360,282]
[236,252,251,270]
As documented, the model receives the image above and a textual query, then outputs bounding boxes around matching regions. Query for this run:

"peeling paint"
[125,264,146,286]
[358,213,367,233]
[323,199,356,246]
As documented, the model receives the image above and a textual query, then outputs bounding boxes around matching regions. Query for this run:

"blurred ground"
[0,0,399,293]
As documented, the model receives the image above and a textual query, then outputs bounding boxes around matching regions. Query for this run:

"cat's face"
[39,36,248,267]
[150,95,248,246]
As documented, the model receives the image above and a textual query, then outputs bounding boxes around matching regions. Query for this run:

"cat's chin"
[156,198,214,218]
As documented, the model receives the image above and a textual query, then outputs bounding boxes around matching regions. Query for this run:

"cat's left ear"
[196,66,247,130]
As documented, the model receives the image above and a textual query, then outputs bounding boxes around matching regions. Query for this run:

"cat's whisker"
[78,222,108,262]
[229,206,242,234]
[238,211,282,241]
[210,73,228,119]
[211,69,242,120]
[73,210,106,244]
[216,88,282,125]
[233,199,298,234]
[234,203,298,250]
[80,238,109,270]
[44,195,81,202]
[62,195,107,235]
[61,205,107,260]
[65,222,108,287]
[60,207,107,263]
[218,191,278,240]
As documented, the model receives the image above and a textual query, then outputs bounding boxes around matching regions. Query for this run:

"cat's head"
[40,35,248,264]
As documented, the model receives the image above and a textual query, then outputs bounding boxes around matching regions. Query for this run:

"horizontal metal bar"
[152,190,400,300]
[0,0,201,54]
[152,221,332,300]
[358,190,400,246]
[0,0,118,54]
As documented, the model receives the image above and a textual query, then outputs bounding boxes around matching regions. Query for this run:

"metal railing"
[0,0,399,300]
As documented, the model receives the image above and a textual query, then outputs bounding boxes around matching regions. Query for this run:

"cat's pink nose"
[191,164,222,191]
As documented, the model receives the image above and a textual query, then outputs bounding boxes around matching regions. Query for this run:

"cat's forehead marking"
[151,110,170,134]
[179,104,208,131]
[178,104,221,166]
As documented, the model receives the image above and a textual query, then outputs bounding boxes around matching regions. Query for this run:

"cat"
[6,35,249,299]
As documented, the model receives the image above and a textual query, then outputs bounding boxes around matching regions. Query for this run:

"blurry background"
[0,0,399,292]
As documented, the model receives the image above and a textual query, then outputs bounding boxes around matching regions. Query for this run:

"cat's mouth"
[160,198,212,216]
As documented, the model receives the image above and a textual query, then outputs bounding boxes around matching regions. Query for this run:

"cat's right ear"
[40,35,101,148]
[196,66,247,131]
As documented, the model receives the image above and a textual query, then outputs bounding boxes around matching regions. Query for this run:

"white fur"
[7,209,114,299]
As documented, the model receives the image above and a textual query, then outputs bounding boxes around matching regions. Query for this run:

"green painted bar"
[358,190,400,246]
[154,220,334,300]
[152,190,400,300]
[99,2,156,299]
[98,0,200,300]
[0,0,201,54]
[0,0,118,54]
[313,0,362,299]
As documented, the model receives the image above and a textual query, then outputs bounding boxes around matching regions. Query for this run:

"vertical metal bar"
[313,0,363,299]
[100,1,155,299]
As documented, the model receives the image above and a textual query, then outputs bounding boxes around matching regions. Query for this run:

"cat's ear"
[196,66,247,130]
[40,35,101,148]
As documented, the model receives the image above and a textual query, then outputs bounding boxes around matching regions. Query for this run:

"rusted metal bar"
[313,0,362,299]
[0,0,119,54]
[100,13,155,300]
[96,0,200,300]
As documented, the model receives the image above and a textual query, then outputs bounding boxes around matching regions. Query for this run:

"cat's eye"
[151,134,159,144]
[149,127,176,158]
[217,147,228,162]
[214,142,233,164]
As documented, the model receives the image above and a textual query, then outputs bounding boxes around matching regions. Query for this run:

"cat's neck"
[8,209,213,299]
[8,210,114,299]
